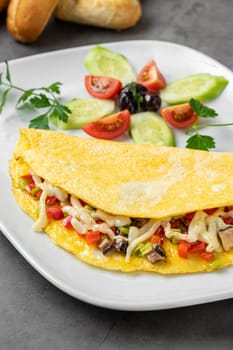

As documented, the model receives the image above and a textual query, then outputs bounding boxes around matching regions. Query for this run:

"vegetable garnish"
[137,59,166,91]
[83,110,130,139]
[0,60,71,129]
[117,82,161,114]
[160,102,198,128]
[185,98,233,151]
[85,75,122,99]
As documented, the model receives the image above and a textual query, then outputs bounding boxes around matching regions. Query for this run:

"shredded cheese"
[33,179,68,231]
[126,220,162,262]
[30,174,233,258]
[164,210,229,252]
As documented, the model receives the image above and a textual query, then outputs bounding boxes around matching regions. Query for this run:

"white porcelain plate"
[1,40,233,311]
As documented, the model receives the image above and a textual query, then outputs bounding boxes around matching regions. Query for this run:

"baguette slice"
[0,0,9,13]
[55,0,142,30]
[7,0,59,43]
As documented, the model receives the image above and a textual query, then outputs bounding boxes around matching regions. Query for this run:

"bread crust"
[55,0,141,30]
[0,0,9,13]
[7,0,58,43]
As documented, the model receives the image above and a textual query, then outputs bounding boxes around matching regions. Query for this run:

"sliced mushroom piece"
[98,238,113,255]
[131,218,149,228]
[218,226,233,251]
[113,235,128,254]
[147,244,166,264]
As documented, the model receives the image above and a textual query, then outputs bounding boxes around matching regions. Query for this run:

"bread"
[0,0,9,12]
[7,0,59,43]
[55,0,141,30]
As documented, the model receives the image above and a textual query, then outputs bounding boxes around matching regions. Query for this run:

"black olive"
[140,91,161,112]
[118,90,137,113]
[117,83,148,113]
[134,83,147,94]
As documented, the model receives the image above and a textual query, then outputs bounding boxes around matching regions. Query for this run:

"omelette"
[9,128,233,274]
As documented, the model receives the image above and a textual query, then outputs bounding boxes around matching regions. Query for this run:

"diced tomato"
[170,219,181,229]
[200,251,215,262]
[83,110,130,140]
[137,60,166,91]
[62,215,73,230]
[34,189,42,200]
[79,199,87,207]
[224,206,233,212]
[150,235,161,244]
[25,183,36,193]
[154,225,165,236]
[204,208,217,215]
[183,212,196,227]
[46,196,58,205]
[223,217,233,225]
[161,102,198,128]
[150,225,165,244]
[22,174,33,182]
[46,206,64,220]
[178,240,191,259]
[85,231,101,245]
[85,75,122,99]
[189,241,207,254]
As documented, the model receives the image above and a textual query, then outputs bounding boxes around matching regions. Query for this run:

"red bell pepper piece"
[46,206,64,220]
[85,231,101,245]
[189,241,207,254]
[178,240,191,259]
[200,251,215,262]
[46,196,58,205]
[62,215,73,230]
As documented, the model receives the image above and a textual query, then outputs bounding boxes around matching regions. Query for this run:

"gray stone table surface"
[1,0,233,349]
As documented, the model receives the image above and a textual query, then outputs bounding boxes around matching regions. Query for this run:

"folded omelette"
[9,128,233,274]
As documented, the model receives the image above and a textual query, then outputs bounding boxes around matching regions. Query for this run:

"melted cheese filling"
[31,175,233,260]
[164,210,231,252]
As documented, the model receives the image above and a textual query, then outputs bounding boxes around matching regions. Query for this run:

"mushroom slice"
[113,235,128,254]
[218,226,233,251]
[147,244,166,264]
[98,238,113,255]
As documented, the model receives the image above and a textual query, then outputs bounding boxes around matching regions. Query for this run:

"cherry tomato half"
[160,102,198,128]
[82,110,130,140]
[137,60,166,91]
[85,75,122,99]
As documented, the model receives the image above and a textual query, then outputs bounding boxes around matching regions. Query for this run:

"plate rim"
[1,39,233,311]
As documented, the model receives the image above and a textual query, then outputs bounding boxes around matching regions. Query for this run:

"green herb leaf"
[126,82,143,112]
[16,89,35,106]
[0,62,69,130]
[48,82,62,94]
[0,88,11,112]
[29,114,49,129]
[51,104,70,122]
[186,133,216,151]
[5,60,12,84]
[30,94,51,108]
[189,98,218,118]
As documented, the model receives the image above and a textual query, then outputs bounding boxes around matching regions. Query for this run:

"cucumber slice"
[130,112,175,146]
[84,45,136,85]
[50,98,115,130]
[161,73,228,105]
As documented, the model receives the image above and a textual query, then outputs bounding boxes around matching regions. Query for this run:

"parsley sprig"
[186,98,233,151]
[0,60,71,129]
[126,82,144,111]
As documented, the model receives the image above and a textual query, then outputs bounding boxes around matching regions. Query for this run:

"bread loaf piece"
[0,0,9,13]
[7,0,58,43]
[55,0,141,30]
